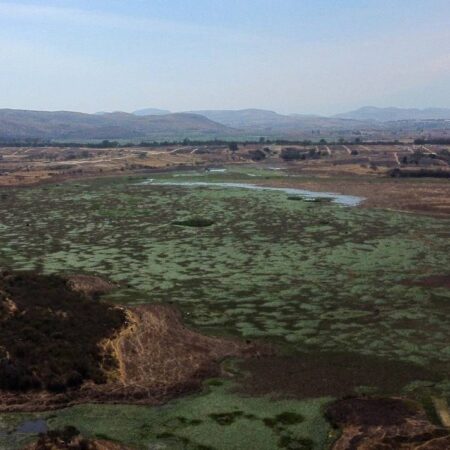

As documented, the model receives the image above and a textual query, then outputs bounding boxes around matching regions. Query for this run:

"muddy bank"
[403,274,450,289]
[22,426,131,450]
[267,175,450,217]
[235,353,439,399]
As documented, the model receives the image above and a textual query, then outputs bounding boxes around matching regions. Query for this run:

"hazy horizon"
[1,0,450,115]
[3,105,450,117]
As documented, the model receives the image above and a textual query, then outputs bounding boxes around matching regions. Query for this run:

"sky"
[1,0,450,115]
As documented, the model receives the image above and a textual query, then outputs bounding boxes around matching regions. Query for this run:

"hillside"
[132,108,171,116]
[335,106,450,122]
[188,109,289,128]
[3,106,450,142]
[0,109,232,141]
[188,108,369,134]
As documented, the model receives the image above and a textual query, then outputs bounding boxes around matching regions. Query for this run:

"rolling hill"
[0,109,232,141]
[187,108,369,135]
[335,106,450,122]
[132,108,172,116]
[2,106,450,142]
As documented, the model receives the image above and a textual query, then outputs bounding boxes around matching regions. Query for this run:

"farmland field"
[0,168,449,449]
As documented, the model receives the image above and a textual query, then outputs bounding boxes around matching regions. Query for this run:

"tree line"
[0,136,418,149]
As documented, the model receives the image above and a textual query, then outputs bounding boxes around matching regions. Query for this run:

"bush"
[246,149,266,161]
[172,217,214,227]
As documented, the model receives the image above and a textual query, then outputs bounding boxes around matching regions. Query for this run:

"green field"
[0,169,449,449]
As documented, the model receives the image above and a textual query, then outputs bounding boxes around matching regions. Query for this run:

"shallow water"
[0,419,48,449]
[16,419,48,434]
[138,180,364,206]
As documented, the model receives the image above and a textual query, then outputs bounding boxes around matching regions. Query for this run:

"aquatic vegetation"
[0,172,447,369]
[172,217,215,227]
[0,383,332,450]
[0,168,449,448]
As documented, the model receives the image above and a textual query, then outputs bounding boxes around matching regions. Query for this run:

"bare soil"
[235,353,439,399]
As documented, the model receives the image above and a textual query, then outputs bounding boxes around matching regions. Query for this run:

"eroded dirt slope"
[0,271,266,412]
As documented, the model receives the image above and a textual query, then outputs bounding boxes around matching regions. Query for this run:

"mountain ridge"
[0,109,232,141]
[1,106,450,141]
[334,106,450,122]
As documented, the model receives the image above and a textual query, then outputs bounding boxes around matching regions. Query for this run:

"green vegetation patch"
[0,382,332,450]
[0,171,448,373]
[172,217,215,227]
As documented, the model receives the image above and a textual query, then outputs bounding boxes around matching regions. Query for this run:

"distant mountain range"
[132,108,171,116]
[0,109,231,141]
[133,108,362,131]
[1,106,450,141]
[334,106,450,122]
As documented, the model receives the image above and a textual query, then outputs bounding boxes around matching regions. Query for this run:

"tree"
[228,142,238,152]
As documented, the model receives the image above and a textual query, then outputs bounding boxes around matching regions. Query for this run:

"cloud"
[0,1,270,46]
[0,2,200,32]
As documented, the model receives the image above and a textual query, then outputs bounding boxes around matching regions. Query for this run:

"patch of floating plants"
[303,197,333,203]
[172,217,215,227]
[287,196,332,203]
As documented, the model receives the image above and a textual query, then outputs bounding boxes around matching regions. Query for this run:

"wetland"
[0,168,449,449]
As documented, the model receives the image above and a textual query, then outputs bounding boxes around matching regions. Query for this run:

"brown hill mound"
[0,271,267,412]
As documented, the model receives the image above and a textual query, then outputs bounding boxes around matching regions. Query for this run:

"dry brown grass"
[0,303,268,412]
[327,397,450,450]
[66,274,116,298]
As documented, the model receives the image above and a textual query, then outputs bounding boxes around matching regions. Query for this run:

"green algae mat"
[0,382,334,449]
[0,169,449,449]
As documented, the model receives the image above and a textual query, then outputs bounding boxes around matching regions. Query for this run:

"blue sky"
[1,0,450,114]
